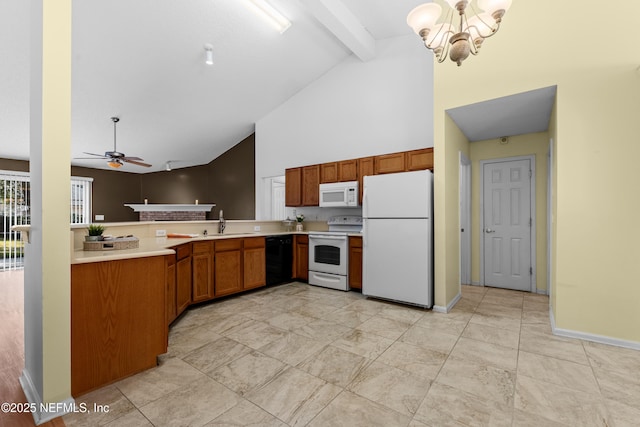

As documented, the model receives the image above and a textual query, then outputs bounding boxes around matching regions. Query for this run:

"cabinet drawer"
[296,234,308,244]
[176,244,192,260]
[215,238,242,252]
[244,236,265,249]
[192,241,212,254]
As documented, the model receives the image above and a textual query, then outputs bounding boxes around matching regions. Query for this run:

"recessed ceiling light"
[204,44,214,65]
[247,0,291,34]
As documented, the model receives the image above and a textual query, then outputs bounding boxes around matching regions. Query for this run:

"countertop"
[72,231,361,264]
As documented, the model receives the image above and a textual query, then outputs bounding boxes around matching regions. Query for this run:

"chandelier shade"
[407,0,512,66]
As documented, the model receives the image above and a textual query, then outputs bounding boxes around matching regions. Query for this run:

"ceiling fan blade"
[121,156,143,161]
[122,158,152,167]
[74,157,108,160]
[81,152,109,158]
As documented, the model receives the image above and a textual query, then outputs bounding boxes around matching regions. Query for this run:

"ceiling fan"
[76,117,151,169]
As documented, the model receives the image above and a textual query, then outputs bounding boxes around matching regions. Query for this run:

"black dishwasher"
[265,235,293,286]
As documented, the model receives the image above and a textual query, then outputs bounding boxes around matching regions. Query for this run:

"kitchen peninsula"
[68,219,328,396]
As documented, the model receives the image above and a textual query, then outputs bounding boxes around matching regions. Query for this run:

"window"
[71,177,93,225]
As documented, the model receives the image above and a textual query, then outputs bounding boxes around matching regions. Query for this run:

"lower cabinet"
[215,239,243,297]
[293,234,309,281]
[166,255,177,325]
[244,237,266,290]
[176,253,192,315]
[348,236,363,290]
[192,241,215,302]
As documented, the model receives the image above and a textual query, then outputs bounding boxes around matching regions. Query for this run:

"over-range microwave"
[319,181,359,207]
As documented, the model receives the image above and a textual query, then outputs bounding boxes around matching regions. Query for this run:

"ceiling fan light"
[108,160,123,169]
[407,3,442,37]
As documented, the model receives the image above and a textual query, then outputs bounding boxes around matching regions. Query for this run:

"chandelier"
[407,0,512,66]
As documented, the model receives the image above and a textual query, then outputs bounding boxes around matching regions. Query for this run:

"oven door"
[308,234,348,276]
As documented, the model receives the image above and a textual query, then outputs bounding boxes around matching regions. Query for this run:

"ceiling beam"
[300,0,375,61]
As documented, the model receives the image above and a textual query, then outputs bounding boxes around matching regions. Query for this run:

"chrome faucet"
[218,210,226,234]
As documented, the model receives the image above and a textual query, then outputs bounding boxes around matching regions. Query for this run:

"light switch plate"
[254,225,261,231]
[156,229,167,237]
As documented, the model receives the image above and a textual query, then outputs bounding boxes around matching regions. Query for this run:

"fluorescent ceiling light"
[248,0,291,34]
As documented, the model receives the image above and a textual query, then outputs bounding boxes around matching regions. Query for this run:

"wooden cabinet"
[215,239,243,297]
[302,165,320,206]
[320,162,339,183]
[406,148,434,171]
[338,159,358,182]
[285,167,302,207]
[348,236,363,290]
[176,244,192,315]
[192,241,214,302]
[374,152,407,174]
[243,237,266,290]
[71,256,167,397]
[358,156,374,205]
[166,255,177,325]
[293,234,309,281]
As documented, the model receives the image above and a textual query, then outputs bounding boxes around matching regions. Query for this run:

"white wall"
[255,35,434,219]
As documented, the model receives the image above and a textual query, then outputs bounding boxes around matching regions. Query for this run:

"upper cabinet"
[286,148,433,207]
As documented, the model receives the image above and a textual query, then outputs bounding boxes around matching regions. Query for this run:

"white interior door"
[459,152,471,285]
[482,159,532,291]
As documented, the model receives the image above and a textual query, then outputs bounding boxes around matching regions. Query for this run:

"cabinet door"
[285,167,302,207]
[176,256,192,315]
[302,165,320,206]
[406,148,434,171]
[192,241,214,302]
[358,156,374,205]
[166,255,177,324]
[374,152,407,174]
[348,237,363,290]
[215,249,243,296]
[244,246,266,289]
[294,235,309,281]
[320,162,339,184]
[338,159,358,182]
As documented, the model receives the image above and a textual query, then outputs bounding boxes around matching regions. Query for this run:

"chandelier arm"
[467,2,500,39]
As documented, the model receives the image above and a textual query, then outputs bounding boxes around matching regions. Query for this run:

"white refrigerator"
[362,169,433,308]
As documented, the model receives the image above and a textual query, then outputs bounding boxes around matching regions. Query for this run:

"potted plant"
[86,224,105,241]
[295,214,305,232]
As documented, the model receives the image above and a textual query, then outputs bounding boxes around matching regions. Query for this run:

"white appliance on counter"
[362,170,433,308]
[308,216,362,291]
[319,181,359,207]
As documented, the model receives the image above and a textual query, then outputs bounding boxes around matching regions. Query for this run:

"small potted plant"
[86,224,105,241]
[295,214,305,232]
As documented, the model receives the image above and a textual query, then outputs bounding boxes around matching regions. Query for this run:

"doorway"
[480,156,535,292]
[459,152,471,285]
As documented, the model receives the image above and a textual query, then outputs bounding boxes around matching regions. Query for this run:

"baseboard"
[471,281,481,286]
[20,369,75,425]
[550,308,640,351]
[536,288,548,295]
[433,292,461,313]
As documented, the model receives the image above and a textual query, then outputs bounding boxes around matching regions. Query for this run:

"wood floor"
[0,270,65,427]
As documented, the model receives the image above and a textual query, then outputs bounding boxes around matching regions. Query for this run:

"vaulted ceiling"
[1,0,429,173]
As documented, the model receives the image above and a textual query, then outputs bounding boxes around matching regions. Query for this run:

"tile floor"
[63,283,640,427]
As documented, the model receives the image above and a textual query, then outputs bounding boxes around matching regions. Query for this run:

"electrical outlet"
[254,225,261,232]
[156,229,167,237]
[94,214,104,221]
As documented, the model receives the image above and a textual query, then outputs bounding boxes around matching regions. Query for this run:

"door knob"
[485,228,495,233]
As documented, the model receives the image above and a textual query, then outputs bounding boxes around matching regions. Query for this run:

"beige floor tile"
[461,284,487,298]
[519,321,554,336]
[140,376,240,427]
[511,409,568,427]
[469,312,521,332]
[604,398,640,427]
[182,337,252,375]
[517,351,600,394]
[292,301,339,319]
[377,304,426,324]
[297,344,370,387]
[210,351,287,396]
[400,324,460,354]
[206,313,255,335]
[519,329,589,364]
[592,365,640,408]
[241,305,286,322]
[223,320,288,350]
[266,311,316,331]
[481,293,524,309]
[414,313,468,336]
[583,340,640,374]
[332,329,394,359]
[258,332,327,366]
[343,298,388,315]
[514,375,612,427]
[448,298,478,313]
[323,308,373,328]
[522,292,549,304]
[449,337,518,371]
[461,322,520,349]
[348,361,431,416]
[376,341,447,382]
[407,419,429,427]
[307,390,410,427]
[103,409,153,427]
[413,382,513,427]
[115,357,208,407]
[522,298,549,312]
[167,324,225,358]
[64,385,135,427]
[475,301,523,319]
[435,357,516,406]
[292,318,352,342]
[484,287,525,299]
[205,400,287,427]
[356,316,412,340]
[521,310,549,324]
[246,367,341,427]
